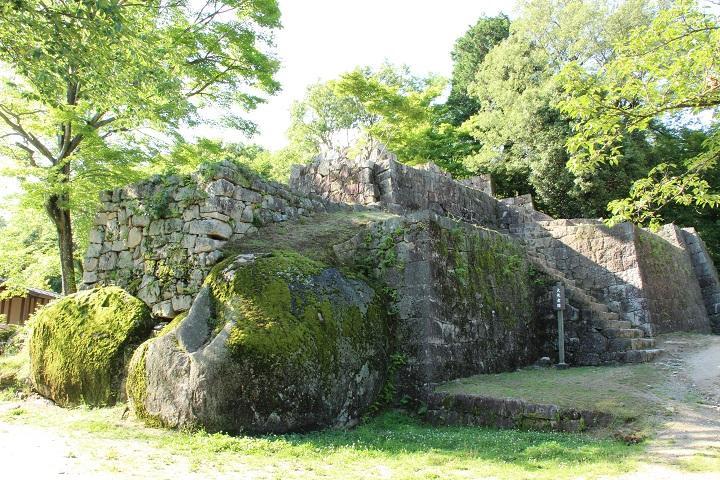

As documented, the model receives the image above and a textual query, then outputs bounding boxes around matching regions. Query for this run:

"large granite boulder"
[29,287,153,407]
[127,251,388,433]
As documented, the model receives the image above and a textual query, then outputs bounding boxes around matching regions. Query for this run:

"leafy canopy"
[283,64,470,175]
[0,0,281,291]
[558,0,720,227]
[459,0,665,216]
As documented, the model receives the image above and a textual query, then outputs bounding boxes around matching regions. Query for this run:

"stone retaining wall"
[81,161,331,318]
[511,220,650,328]
[636,225,710,334]
[290,145,500,227]
[334,211,546,397]
[682,228,720,333]
[425,392,613,432]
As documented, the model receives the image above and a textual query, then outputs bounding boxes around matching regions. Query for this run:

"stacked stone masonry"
[81,162,334,318]
[84,145,720,384]
[682,228,720,333]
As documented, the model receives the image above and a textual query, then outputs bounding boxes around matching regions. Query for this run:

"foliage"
[0,204,62,296]
[0,0,281,293]
[283,64,470,175]
[559,0,720,227]
[460,0,663,217]
[445,15,511,126]
[161,138,291,182]
[29,286,152,407]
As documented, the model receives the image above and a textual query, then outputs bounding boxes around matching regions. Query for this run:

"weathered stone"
[83,257,99,272]
[86,243,102,258]
[152,300,175,319]
[127,227,143,248]
[89,228,104,244]
[233,186,262,203]
[200,211,230,222]
[194,237,224,254]
[98,252,118,271]
[183,205,200,221]
[206,179,235,197]
[82,270,98,284]
[127,252,388,433]
[187,219,232,240]
[171,295,193,312]
[29,287,152,407]
[132,215,150,227]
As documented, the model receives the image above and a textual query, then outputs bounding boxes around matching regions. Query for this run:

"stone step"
[604,328,644,339]
[609,337,656,351]
[597,311,620,322]
[614,348,664,364]
[594,319,632,330]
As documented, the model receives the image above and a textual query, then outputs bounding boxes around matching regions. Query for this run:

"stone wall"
[81,161,330,318]
[334,211,546,397]
[513,219,713,335]
[511,220,650,329]
[682,228,720,333]
[290,145,500,228]
[636,225,710,334]
[425,392,613,432]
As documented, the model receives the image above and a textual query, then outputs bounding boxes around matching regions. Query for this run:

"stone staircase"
[519,233,663,365]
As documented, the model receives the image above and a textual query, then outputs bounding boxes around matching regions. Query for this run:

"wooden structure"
[0,279,59,325]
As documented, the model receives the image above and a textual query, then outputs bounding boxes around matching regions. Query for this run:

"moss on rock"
[29,287,153,407]
[131,251,389,433]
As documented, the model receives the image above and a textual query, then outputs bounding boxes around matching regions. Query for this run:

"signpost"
[553,282,568,369]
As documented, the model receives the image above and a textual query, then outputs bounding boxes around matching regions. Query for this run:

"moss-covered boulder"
[29,287,153,407]
[128,251,389,433]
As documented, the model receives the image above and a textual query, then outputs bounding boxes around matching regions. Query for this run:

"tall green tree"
[283,64,469,174]
[446,14,511,126]
[460,0,662,216]
[0,0,281,294]
[559,0,720,227]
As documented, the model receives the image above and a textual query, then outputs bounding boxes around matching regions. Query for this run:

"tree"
[0,206,62,297]
[446,15,511,126]
[0,0,281,294]
[460,0,663,216]
[283,64,469,174]
[559,0,720,227]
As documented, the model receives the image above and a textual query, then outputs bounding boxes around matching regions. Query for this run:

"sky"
[191,0,515,150]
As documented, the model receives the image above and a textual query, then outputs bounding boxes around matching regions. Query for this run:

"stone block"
[89,228,104,244]
[82,270,98,284]
[194,237,225,253]
[206,179,235,197]
[152,300,175,319]
[132,215,150,227]
[187,219,232,240]
[127,227,143,248]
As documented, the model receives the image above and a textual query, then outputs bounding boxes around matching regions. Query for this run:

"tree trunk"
[46,192,77,295]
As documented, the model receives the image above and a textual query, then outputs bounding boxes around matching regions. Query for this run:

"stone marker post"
[553,282,568,369]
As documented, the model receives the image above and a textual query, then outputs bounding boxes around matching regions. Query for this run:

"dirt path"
[646,335,720,462]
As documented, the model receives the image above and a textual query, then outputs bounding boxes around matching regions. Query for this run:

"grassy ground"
[437,363,671,423]
[2,326,717,477]
[0,401,642,479]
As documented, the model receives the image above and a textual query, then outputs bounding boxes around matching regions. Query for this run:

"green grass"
[0,402,643,479]
[228,210,398,264]
[437,364,669,422]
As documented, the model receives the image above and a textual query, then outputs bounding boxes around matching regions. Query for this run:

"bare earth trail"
[2,335,720,479]
[606,335,720,480]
